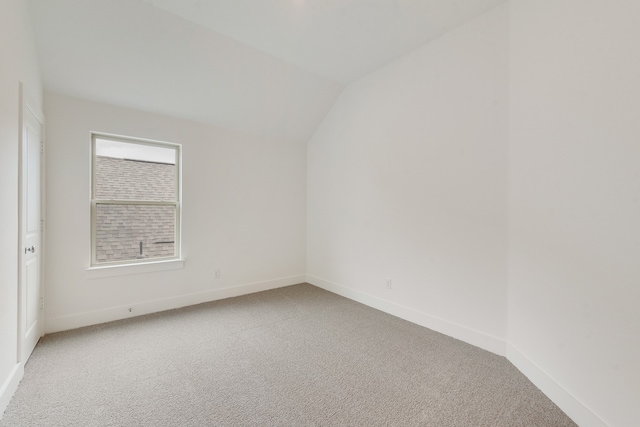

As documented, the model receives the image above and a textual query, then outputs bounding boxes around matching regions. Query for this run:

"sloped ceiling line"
[29,0,505,141]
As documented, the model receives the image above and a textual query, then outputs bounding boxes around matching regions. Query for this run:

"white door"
[19,89,45,363]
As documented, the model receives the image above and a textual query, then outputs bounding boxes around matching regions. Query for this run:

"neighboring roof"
[95,156,175,201]
[94,156,176,263]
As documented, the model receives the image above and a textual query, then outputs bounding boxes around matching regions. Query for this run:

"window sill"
[86,258,185,279]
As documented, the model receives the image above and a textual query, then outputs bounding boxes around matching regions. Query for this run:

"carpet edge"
[44,274,306,333]
[506,343,608,427]
[306,274,506,356]
[0,362,23,421]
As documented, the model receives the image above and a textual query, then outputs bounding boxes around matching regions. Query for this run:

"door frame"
[17,82,46,363]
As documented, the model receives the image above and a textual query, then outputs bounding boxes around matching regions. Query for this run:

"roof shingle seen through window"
[95,156,176,263]
[95,155,175,201]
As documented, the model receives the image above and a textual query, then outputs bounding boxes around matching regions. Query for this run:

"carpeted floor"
[1,283,576,426]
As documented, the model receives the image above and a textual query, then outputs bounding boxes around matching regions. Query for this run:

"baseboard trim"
[46,274,306,333]
[306,274,506,356]
[0,363,24,420]
[506,343,607,427]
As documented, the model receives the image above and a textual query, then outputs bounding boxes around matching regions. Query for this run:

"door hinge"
[40,142,44,153]
[40,297,44,309]
[41,220,45,231]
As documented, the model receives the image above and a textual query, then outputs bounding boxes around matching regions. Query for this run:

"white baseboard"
[0,363,24,420]
[46,274,306,333]
[506,344,607,427]
[306,274,506,356]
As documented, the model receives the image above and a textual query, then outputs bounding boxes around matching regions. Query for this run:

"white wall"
[43,93,306,331]
[507,1,640,425]
[307,5,509,355]
[6,1,638,425]
[0,0,42,415]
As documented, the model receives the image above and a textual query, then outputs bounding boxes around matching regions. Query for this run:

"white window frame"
[90,132,182,268]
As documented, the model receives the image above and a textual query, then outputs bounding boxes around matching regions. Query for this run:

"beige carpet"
[1,284,576,426]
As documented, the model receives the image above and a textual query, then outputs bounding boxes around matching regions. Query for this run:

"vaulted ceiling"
[29,0,505,141]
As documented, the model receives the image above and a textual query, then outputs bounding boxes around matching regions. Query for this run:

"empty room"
[1,0,638,425]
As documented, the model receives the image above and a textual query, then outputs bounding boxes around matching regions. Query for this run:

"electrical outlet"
[385,278,392,289]
[214,269,221,279]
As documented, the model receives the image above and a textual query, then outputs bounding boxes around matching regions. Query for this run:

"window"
[91,133,181,266]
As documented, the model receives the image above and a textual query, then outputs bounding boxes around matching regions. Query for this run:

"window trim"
[85,258,185,279]
[90,132,182,268]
